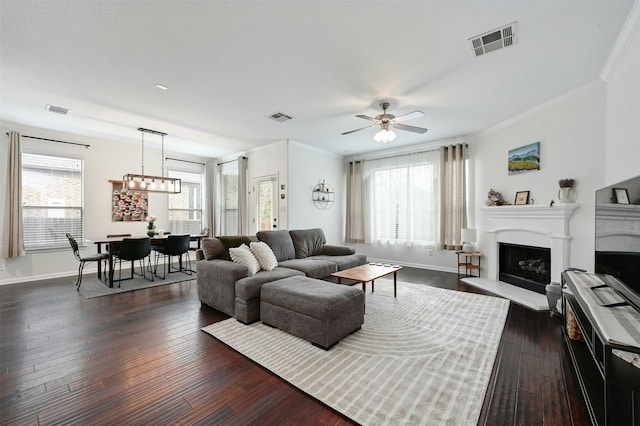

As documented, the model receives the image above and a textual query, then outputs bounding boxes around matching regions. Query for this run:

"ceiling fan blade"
[341,124,375,135]
[393,110,424,123]
[355,114,377,122]
[393,123,428,134]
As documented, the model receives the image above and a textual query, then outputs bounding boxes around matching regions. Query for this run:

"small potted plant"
[146,214,158,237]
[485,188,507,206]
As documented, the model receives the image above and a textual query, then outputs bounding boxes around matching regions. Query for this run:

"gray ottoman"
[260,276,364,350]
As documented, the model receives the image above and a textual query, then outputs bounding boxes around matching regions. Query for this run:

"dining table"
[87,234,206,288]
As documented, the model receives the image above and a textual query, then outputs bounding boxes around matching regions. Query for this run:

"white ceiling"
[0,1,634,158]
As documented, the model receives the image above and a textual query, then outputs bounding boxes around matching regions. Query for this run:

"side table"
[456,251,482,278]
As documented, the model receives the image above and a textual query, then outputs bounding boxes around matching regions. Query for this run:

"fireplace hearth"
[499,243,551,294]
[481,204,577,291]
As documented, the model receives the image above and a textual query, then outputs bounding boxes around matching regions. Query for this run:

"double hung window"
[168,170,203,234]
[22,153,83,251]
[363,150,439,247]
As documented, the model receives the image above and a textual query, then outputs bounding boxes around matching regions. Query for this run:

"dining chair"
[105,233,132,280]
[66,233,110,290]
[153,234,192,279]
[113,237,153,286]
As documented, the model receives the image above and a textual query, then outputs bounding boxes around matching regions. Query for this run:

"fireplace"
[481,204,578,290]
[499,243,551,294]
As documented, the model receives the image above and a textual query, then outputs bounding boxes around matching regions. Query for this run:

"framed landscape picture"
[508,142,540,175]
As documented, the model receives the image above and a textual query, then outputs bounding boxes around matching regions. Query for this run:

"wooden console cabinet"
[561,271,640,425]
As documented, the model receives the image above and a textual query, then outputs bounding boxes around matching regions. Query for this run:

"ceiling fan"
[342,102,428,143]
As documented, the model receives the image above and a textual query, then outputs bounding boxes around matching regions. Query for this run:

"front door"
[254,175,277,232]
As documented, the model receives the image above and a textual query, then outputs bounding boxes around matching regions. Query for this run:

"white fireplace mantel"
[481,203,578,284]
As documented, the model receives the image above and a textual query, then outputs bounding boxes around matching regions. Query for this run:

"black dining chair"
[66,233,110,290]
[113,237,153,286]
[104,233,132,280]
[153,234,192,279]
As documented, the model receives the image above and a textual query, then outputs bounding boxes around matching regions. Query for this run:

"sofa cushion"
[250,241,278,271]
[218,235,253,260]
[321,244,356,256]
[289,228,326,258]
[256,230,295,262]
[278,258,337,279]
[201,237,225,260]
[229,244,261,276]
[310,253,367,271]
[235,267,304,300]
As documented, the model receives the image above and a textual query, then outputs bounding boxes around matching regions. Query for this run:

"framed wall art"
[612,188,630,204]
[110,181,148,221]
[508,142,540,175]
[514,191,530,205]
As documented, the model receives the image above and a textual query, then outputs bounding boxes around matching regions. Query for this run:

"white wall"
[0,121,209,284]
[604,6,640,184]
[287,141,345,244]
[471,82,608,274]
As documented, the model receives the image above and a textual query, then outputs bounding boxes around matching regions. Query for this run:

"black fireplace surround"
[499,243,551,294]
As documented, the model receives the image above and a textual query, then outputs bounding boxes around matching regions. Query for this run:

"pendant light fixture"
[122,128,181,194]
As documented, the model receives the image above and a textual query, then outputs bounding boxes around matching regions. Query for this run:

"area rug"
[202,279,510,425]
[78,271,195,298]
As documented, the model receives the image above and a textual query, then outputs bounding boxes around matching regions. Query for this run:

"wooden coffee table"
[331,263,403,297]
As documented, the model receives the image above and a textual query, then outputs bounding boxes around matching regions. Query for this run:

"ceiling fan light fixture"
[374,129,396,144]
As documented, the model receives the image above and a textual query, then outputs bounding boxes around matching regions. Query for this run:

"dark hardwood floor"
[0,269,589,425]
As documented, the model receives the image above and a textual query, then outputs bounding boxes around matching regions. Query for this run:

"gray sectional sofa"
[196,228,366,324]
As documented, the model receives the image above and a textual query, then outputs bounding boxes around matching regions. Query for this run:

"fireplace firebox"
[499,243,551,294]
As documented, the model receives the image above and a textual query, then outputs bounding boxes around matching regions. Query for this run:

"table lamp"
[461,228,477,253]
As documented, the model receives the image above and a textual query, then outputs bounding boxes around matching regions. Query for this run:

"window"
[168,170,203,234]
[363,150,439,247]
[220,161,239,235]
[22,153,83,251]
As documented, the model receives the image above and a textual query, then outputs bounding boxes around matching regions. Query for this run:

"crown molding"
[600,0,640,82]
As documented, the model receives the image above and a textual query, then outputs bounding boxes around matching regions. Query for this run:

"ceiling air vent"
[469,22,517,57]
[267,112,293,123]
[46,104,70,115]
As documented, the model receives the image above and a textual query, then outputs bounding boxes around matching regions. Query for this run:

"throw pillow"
[201,237,224,260]
[218,235,253,260]
[250,241,278,271]
[229,244,261,276]
[256,230,295,261]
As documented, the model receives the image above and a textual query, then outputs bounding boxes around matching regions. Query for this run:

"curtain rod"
[349,143,467,163]
[6,133,90,148]
[165,157,205,166]
[217,156,247,166]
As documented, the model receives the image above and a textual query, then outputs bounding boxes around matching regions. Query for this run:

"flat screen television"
[594,175,640,312]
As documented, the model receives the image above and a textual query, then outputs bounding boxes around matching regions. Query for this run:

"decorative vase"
[558,187,573,202]
[147,224,156,237]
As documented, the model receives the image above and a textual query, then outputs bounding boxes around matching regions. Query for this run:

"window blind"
[22,153,84,250]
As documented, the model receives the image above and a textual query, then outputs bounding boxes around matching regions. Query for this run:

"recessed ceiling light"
[155,83,168,90]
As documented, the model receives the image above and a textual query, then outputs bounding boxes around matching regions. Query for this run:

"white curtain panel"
[237,156,248,235]
[439,144,467,250]
[345,160,365,243]
[2,131,25,258]
[205,159,218,236]
[363,150,440,247]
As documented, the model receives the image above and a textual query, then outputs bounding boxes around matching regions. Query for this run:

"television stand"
[561,270,640,425]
